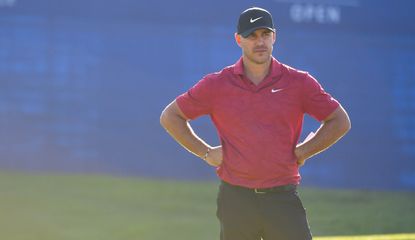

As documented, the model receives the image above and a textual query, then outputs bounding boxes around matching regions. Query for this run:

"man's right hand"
[204,146,223,167]
[160,100,223,167]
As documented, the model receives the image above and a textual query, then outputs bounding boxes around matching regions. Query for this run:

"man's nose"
[256,36,265,45]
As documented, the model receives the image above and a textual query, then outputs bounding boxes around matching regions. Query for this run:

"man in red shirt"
[160,6,351,240]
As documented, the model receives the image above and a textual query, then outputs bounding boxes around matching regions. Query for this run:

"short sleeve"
[302,74,339,122]
[176,76,214,120]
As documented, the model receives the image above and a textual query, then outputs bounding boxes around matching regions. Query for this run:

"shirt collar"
[233,57,282,78]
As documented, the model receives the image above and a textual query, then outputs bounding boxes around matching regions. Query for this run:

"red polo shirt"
[176,57,339,188]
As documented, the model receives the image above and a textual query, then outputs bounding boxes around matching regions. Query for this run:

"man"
[160,6,351,240]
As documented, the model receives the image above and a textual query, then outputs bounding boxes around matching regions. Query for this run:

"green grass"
[317,233,415,240]
[0,171,414,240]
[301,187,415,236]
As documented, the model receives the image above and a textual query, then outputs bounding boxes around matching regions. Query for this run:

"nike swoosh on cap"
[250,17,263,23]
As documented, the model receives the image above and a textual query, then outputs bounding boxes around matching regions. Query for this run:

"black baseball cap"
[237,7,275,38]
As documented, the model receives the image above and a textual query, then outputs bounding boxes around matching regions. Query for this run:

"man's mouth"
[254,48,268,53]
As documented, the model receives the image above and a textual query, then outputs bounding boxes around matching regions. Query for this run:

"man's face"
[236,28,276,65]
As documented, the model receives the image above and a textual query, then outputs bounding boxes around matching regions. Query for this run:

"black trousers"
[216,181,312,240]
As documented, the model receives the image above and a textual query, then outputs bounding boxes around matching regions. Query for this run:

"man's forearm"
[160,104,210,158]
[296,106,351,165]
[296,118,347,160]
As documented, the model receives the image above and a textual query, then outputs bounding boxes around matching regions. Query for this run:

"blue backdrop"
[1,0,414,190]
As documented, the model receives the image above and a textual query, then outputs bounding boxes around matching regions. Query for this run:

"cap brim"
[240,27,275,38]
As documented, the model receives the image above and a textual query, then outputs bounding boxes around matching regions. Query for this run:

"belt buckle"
[254,188,267,194]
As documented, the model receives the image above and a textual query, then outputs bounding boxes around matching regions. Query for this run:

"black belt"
[221,181,296,194]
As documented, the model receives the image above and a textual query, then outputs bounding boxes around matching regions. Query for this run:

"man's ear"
[235,33,241,46]
[273,31,277,44]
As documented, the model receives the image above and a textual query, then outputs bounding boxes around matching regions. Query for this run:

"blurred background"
[1,0,415,191]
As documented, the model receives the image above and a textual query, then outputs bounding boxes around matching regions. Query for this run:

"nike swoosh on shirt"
[250,17,263,23]
[271,88,284,93]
